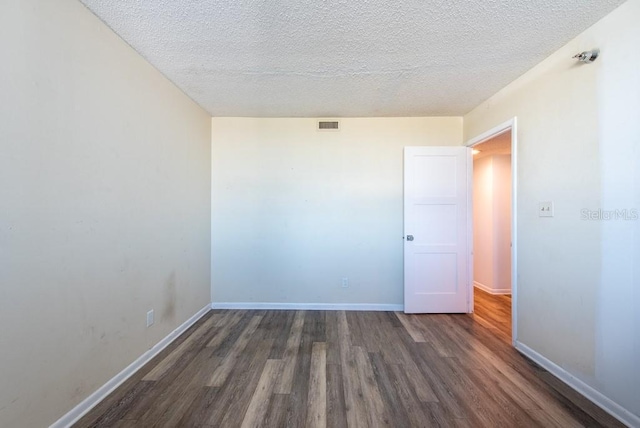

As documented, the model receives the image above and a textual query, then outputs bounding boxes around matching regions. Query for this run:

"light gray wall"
[0,1,212,426]
[465,0,640,421]
[211,117,462,306]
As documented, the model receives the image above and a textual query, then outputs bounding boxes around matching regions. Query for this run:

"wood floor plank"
[209,339,274,427]
[386,326,439,402]
[82,381,154,428]
[354,346,391,427]
[441,356,526,427]
[346,311,365,347]
[369,353,412,428]
[241,359,283,428]
[440,327,583,427]
[337,311,368,428]
[376,323,405,365]
[306,342,327,428]
[208,315,263,387]
[210,310,255,357]
[396,334,469,420]
[148,384,202,428]
[356,312,381,353]
[370,314,396,357]
[473,288,512,341]
[76,298,624,428]
[174,386,219,427]
[268,310,296,359]
[386,364,438,427]
[138,351,214,426]
[282,310,315,428]
[109,420,140,428]
[538,371,626,428]
[395,312,426,343]
[116,331,221,424]
[274,310,305,394]
[142,314,218,381]
[256,310,280,339]
[326,363,348,428]
[158,351,219,416]
[372,311,400,328]
[325,311,341,366]
[481,360,578,424]
[262,393,290,428]
[413,314,460,357]
[467,367,541,427]
[206,310,247,349]
[308,310,327,343]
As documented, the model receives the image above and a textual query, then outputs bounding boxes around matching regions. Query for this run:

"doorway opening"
[466,119,517,345]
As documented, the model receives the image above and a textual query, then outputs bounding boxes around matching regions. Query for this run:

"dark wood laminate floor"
[75,300,624,427]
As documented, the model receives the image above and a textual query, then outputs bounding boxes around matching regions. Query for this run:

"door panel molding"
[404,146,471,314]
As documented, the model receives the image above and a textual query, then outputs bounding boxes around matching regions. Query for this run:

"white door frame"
[465,117,518,345]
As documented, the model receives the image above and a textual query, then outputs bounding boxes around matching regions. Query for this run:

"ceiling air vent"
[318,120,340,131]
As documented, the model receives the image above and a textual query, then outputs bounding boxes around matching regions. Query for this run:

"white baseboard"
[474,281,511,295]
[515,341,639,428]
[50,304,211,428]
[211,302,404,311]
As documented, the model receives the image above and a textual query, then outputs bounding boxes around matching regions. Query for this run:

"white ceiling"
[80,0,625,117]
[473,131,512,160]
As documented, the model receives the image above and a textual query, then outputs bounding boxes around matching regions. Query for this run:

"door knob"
[406,235,414,241]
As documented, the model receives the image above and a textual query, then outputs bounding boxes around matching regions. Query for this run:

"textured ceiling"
[80,0,626,117]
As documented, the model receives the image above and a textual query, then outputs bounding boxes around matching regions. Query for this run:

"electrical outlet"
[539,201,554,217]
[146,309,154,327]
[342,277,349,288]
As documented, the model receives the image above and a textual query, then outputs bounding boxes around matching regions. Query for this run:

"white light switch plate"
[539,201,554,217]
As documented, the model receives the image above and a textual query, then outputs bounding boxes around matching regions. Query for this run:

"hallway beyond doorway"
[473,287,512,344]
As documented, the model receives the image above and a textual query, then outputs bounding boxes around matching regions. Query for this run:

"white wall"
[492,154,512,292]
[211,117,462,306]
[0,1,212,427]
[473,156,495,289]
[473,154,512,294]
[464,0,640,422]
[473,155,511,294]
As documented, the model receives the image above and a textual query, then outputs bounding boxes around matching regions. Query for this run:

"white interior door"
[404,146,471,313]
